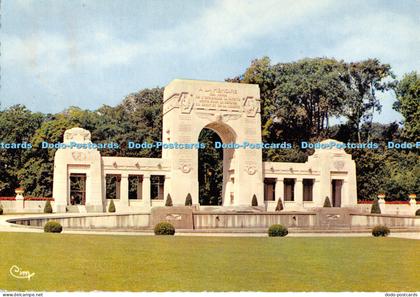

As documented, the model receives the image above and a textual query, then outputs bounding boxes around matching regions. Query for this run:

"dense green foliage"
[165,194,173,207]
[0,59,418,203]
[154,222,175,235]
[372,225,390,237]
[108,199,116,213]
[43,221,63,233]
[371,198,381,214]
[268,224,288,237]
[43,200,53,213]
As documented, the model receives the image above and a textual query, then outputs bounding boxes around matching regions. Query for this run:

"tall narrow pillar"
[275,178,284,202]
[295,178,303,208]
[313,179,321,206]
[142,174,151,207]
[120,174,129,207]
[136,176,143,200]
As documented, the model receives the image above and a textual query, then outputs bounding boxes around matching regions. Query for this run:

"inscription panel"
[195,87,242,111]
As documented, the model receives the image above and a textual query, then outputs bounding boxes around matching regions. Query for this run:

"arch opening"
[198,122,237,206]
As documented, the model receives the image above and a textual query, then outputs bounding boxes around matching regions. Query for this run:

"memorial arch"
[53,79,358,213]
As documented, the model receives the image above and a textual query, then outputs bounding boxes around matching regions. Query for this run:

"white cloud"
[3,0,335,79]
[324,12,420,76]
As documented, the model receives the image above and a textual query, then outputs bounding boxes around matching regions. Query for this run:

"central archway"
[162,79,264,207]
[198,128,223,205]
[198,122,236,206]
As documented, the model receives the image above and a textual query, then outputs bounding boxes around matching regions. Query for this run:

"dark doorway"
[198,128,223,205]
[264,178,276,201]
[284,178,295,201]
[151,175,165,200]
[70,173,86,205]
[303,179,314,201]
[332,179,343,207]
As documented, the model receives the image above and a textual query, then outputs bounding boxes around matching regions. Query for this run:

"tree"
[0,105,45,195]
[275,198,283,211]
[393,71,419,141]
[323,196,331,207]
[341,59,396,142]
[165,194,173,206]
[44,200,53,213]
[108,199,116,213]
[252,194,258,206]
[185,193,192,206]
[371,198,381,214]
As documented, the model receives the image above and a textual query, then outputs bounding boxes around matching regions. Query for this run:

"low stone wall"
[193,212,317,229]
[8,213,150,229]
[7,209,420,231]
[357,202,419,216]
[0,200,53,213]
[351,214,420,228]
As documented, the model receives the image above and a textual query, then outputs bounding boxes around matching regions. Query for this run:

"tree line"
[0,57,418,201]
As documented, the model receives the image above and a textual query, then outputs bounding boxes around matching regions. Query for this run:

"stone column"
[136,176,143,200]
[275,178,284,202]
[142,174,151,207]
[378,194,386,213]
[116,177,121,200]
[295,178,303,209]
[163,175,170,203]
[409,194,417,213]
[120,174,129,207]
[313,179,321,206]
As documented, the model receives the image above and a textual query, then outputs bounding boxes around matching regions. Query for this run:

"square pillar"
[275,178,284,202]
[142,174,151,207]
[136,176,143,200]
[295,178,303,208]
[313,179,321,206]
[120,174,129,207]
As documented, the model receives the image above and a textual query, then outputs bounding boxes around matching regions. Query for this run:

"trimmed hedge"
[185,193,193,206]
[323,196,331,207]
[154,222,175,235]
[108,199,116,213]
[252,194,258,206]
[415,209,420,216]
[44,221,63,233]
[165,194,173,207]
[44,200,53,213]
[268,224,288,237]
[275,199,284,211]
[371,198,381,214]
[372,225,390,237]
[0,205,3,215]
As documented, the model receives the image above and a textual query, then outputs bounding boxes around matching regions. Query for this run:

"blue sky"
[1,0,419,123]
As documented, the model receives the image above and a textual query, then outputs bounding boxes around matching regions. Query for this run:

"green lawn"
[1,232,419,292]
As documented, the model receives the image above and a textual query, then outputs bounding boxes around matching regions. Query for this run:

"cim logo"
[9,265,35,280]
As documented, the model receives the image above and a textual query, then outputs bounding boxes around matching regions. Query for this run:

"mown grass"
[1,232,419,292]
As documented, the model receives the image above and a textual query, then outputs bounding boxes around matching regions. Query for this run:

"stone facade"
[53,79,358,213]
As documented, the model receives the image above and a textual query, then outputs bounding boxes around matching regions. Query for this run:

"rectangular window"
[70,173,86,205]
[264,178,276,201]
[105,174,121,199]
[129,175,143,200]
[284,178,295,201]
[151,175,165,200]
[303,179,314,201]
